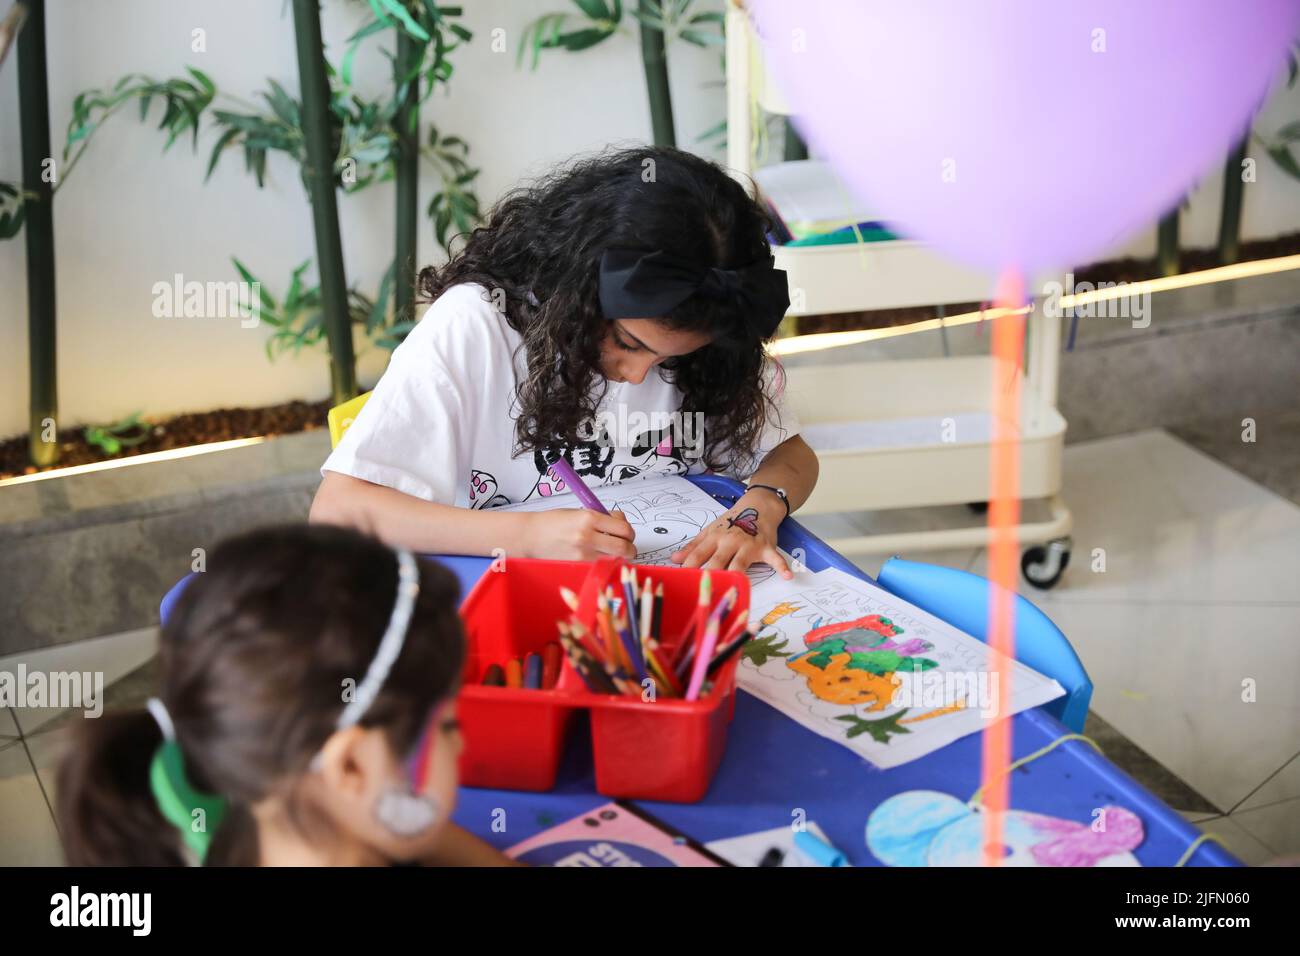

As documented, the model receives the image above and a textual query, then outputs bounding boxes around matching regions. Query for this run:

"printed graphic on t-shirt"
[465,417,698,509]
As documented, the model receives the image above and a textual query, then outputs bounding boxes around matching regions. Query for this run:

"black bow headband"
[598,247,791,339]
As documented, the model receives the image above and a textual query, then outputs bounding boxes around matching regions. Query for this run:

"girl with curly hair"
[312,145,818,577]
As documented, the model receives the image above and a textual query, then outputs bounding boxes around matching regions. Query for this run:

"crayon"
[504,658,523,688]
[481,664,505,686]
[523,652,543,689]
[541,642,562,689]
[759,847,785,868]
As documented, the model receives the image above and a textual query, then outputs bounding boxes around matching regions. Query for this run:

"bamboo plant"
[16,0,55,466]
[293,0,357,404]
[519,0,725,148]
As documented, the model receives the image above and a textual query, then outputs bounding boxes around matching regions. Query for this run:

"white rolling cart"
[725,1,1073,587]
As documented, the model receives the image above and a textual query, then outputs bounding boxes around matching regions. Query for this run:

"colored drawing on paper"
[865,790,1145,867]
[738,567,1065,769]
[495,475,792,587]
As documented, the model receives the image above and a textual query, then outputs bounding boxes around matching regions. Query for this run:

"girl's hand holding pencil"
[521,508,636,561]
[521,454,637,561]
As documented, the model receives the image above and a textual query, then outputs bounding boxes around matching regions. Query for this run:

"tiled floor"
[2,428,1296,866]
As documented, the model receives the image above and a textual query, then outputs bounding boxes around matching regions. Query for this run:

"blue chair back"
[876,557,1092,732]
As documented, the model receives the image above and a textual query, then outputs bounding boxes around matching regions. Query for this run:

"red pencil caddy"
[456,556,750,802]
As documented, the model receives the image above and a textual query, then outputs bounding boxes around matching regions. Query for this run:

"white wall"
[0,0,728,438]
[3,1,1299,440]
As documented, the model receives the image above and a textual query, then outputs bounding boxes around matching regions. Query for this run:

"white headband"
[335,548,421,729]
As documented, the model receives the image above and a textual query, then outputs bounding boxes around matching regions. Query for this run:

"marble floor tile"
[971,429,1300,607]
[1194,815,1277,866]
[0,627,158,736]
[0,737,62,866]
[1235,751,1300,813]
[1229,798,1300,858]
[963,430,1300,813]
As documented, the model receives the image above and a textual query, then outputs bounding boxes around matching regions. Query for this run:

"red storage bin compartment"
[456,559,592,791]
[457,556,749,801]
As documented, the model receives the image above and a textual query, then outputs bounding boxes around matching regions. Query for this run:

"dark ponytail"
[56,711,186,866]
[56,523,466,866]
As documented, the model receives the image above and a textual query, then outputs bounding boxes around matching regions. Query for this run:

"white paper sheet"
[706,822,834,868]
[492,475,793,590]
[741,566,1064,769]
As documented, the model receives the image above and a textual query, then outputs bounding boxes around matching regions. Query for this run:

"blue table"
[157,478,1237,866]
[443,476,1238,867]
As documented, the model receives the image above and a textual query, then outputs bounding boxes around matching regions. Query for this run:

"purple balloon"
[750,0,1300,274]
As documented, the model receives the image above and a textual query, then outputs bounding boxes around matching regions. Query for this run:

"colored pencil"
[558,632,617,694]
[706,630,752,676]
[559,586,580,613]
[541,642,562,689]
[621,568,640,645]
[651,582,664,642]
[672,571,712,670]
[614,609,649,682]
[639,581,655,650]
[596,592,625,670]
[685,613,722,701]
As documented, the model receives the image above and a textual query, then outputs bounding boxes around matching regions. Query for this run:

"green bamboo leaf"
[372,0,431,41]
[572,0,612,20]
[205,127,241,181]
[1266,144,1300,181]
[366,263,395,333]
[231,258,278,311]
[558,27,614,52]
[186,66,216,98]
[680,28,723,47]
[1274,120,1300,142]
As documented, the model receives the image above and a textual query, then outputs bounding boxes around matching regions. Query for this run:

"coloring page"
[494,474,790,588]
[740,567,1064,769]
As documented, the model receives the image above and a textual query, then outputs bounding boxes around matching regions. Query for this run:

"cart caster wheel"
[966,501,989,514]
[1021,539,1071,590]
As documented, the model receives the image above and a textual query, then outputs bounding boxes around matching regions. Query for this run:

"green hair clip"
[146,698,227,863]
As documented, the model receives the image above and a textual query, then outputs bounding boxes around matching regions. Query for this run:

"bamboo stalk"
[783,117,807,162]
[17,0,57,467]
[0,2,28,69]
[1217,136,1249,266]
[1156,208,1180,278]
[637,1,675,147]
[292,0,356,404]
[393,27,421,329]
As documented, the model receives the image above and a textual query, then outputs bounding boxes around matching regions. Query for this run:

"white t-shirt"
[321,282,800,509]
